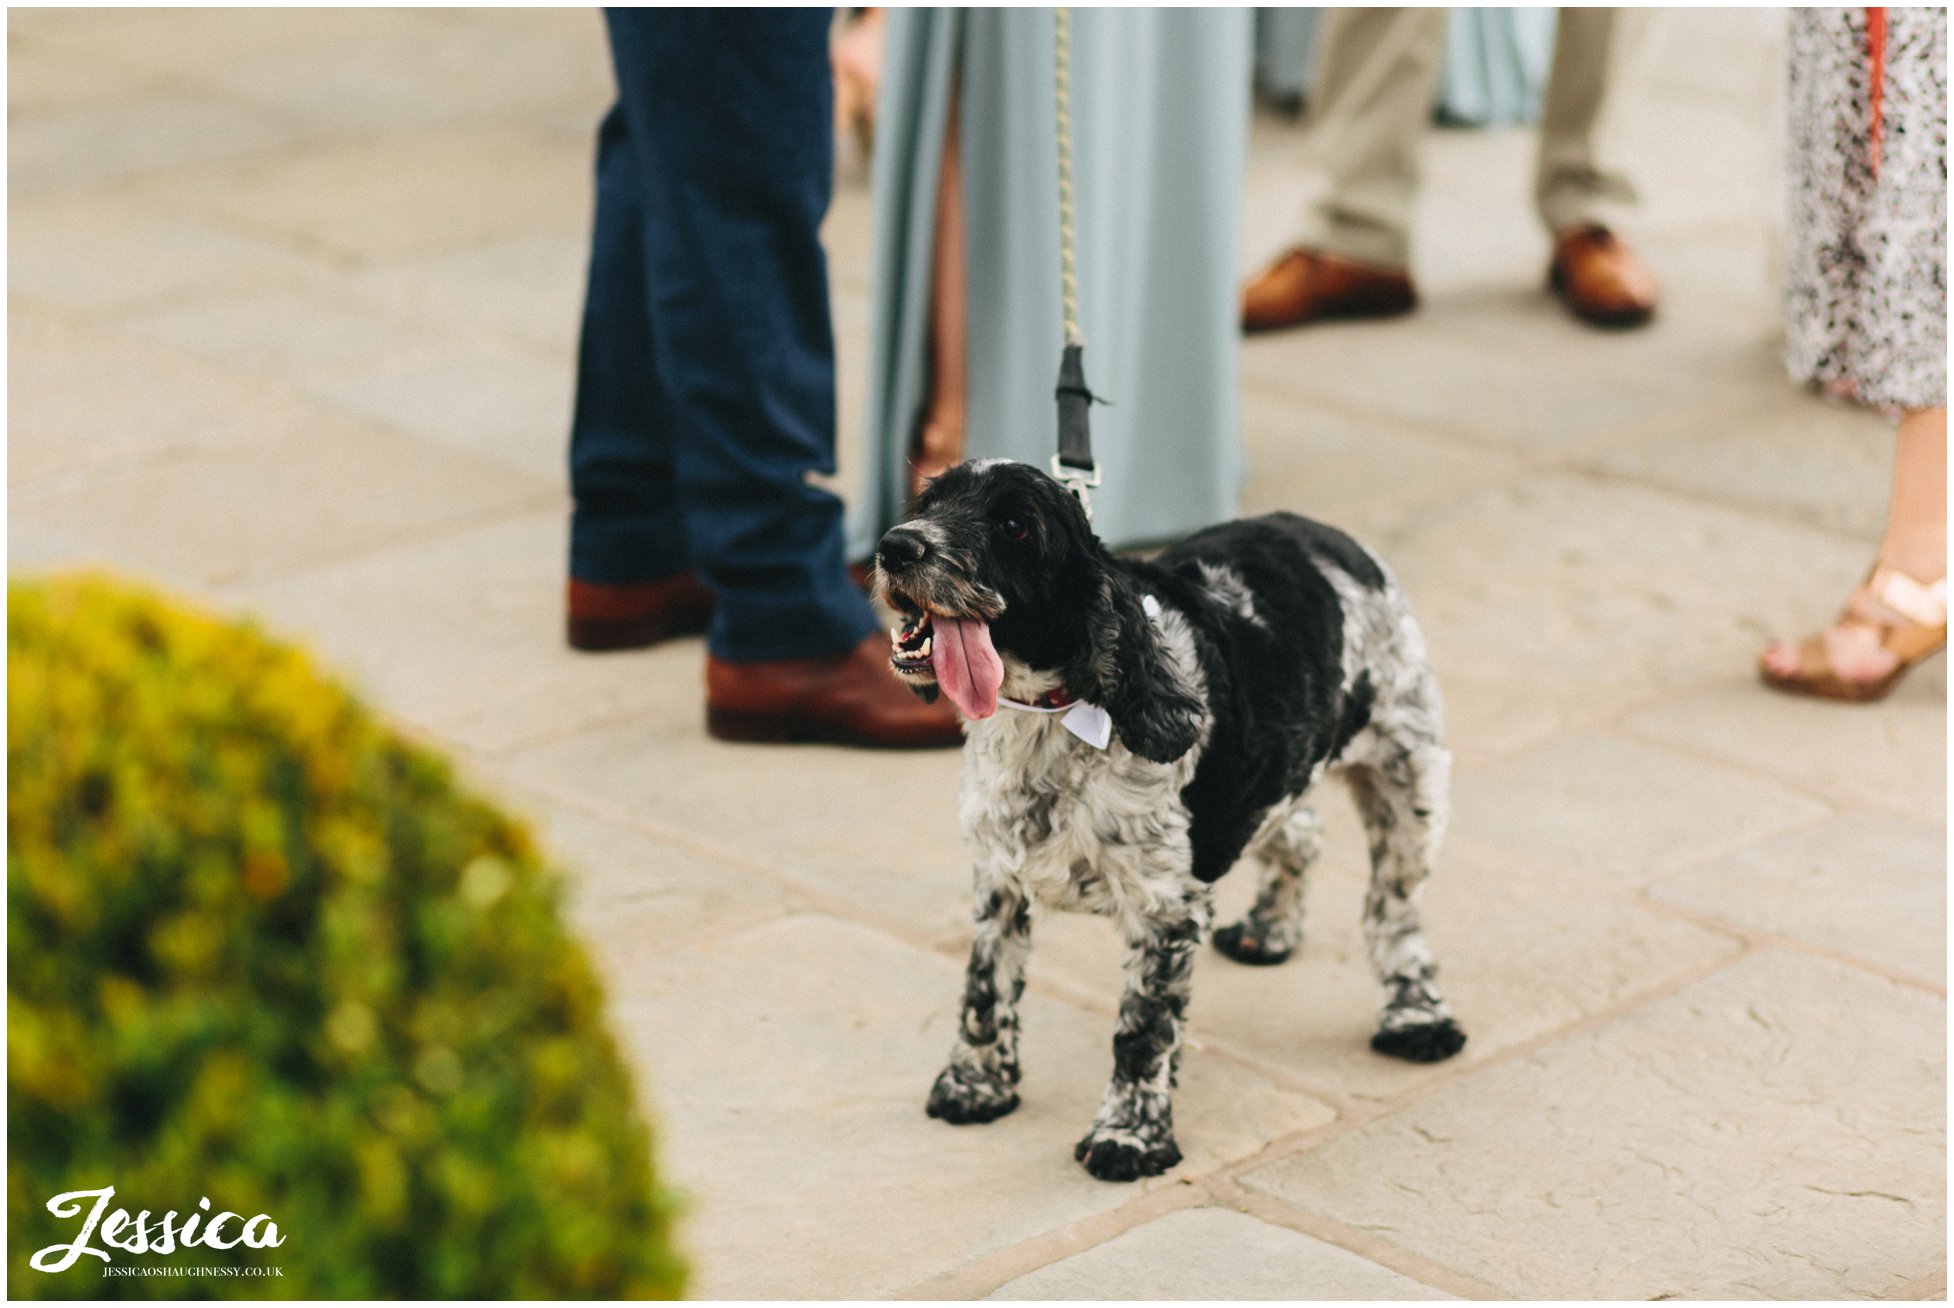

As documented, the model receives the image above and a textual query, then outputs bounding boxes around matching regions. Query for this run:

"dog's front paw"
[926,1064,1020,1124]
[1211,921,1295,966]
[1073,1127,1182,1182]
[1371,1016,1466,1063]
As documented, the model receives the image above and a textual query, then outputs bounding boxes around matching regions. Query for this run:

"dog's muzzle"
[877,528,1005,720]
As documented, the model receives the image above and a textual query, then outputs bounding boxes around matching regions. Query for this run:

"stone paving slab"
[984,1206,1454,1301]
[609,916,1334,1300]
[6,32,172,119]
[313,345,575,479]
[117,284,453,387]
[5,518,105,576]
[1651,813,1946,986]
[1623,677,1948,827]
[346,231,588,359]
[1616,96,1782,241]
[510,714,974,937]
[1448,731,1829,887]
[1027,818,1741,1102]
[13,5,450,62]
[11,402,549,592]
[1240,949,1946,1300]
[1236,389,1526,523]
[1643,7,1787,107]
[515,798,798,970]
[1241,324,1689,454]
[1632,229,1784,320]
[1335,472,1869,762]
[1395,276,1787,397]
[9,193,319,315]
[8,90,301,197]
[239,510,704,759]
[1574,386,1896,541]
[126,121,592,264]
[15,8,609,145]
[9,312,285,486]
[71,10,606,137]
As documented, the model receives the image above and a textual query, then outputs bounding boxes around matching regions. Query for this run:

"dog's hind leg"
[1075,888,1212,1181]
[927,877,1031,1124]
[1213,806,1322,966]
[1345,740,1466,1064]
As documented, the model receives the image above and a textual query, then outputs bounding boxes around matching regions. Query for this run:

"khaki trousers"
[1296,7,1655,270]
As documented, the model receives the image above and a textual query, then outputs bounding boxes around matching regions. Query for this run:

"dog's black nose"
[878,527,928,569]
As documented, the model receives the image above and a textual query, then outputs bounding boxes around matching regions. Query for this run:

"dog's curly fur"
[878,461,1464,1182]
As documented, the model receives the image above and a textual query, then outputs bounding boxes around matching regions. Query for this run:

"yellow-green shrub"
[8,575,683,1299]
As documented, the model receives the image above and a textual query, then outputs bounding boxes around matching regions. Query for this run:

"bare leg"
[927,879,1028,1124]
[1761,407,1948,686]
[910,90,967,501]
[830,8,884,155]
[1345,745,1465,1063]
[1075,889,1211,1181]
[1876,408,1947,581]
[1213,807,1322,966]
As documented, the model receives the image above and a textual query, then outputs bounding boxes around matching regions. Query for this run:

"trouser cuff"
[707,588,879,663]
[1294,206,1413,272]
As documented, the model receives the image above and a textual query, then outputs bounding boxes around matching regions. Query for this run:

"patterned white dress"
[1784,7,1947,411]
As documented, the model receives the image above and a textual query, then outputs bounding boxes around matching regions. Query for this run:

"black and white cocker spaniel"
[876,459,1465,1182]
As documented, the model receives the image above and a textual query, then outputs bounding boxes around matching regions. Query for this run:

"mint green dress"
[850,7,1252,557]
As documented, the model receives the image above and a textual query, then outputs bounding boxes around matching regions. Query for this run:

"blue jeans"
[568,8,877,661]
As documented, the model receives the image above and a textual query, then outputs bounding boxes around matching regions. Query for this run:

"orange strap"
[1868,7,1888,176]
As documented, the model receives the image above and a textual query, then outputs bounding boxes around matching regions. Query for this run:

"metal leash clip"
[1050,455,1101,520]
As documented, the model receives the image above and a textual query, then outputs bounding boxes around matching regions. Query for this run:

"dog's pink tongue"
[932,615,1003,719]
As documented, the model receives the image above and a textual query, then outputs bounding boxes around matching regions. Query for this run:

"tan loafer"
[1241,247,1418,334]
[1548,225,1658,329]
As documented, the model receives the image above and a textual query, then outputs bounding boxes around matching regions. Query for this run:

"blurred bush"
[8,575,683,1299]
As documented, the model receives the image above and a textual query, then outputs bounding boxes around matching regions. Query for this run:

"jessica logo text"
[30,1187,285,1273]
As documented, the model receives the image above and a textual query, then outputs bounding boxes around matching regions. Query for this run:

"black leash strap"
[1055,342,1096,475]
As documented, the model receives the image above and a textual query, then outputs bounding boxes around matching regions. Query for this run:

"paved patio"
[9,8,1945,1299]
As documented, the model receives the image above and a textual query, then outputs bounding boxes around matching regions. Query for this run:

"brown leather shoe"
[1241,247,1418,333]
[567,573,715,651]
[705,635,963,748]
[1548,225,1657,328]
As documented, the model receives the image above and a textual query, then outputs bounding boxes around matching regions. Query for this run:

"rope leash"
[1050,6,1102,517]
[1054,6,1081,351]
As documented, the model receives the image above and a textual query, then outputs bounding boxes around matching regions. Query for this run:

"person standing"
[566,8,958,748]
[1241,7,1660,333]
[1759,6,1946,700]
[852,7,1252,558]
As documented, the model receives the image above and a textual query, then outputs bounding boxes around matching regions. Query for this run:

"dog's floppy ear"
[1072,576,1204,764]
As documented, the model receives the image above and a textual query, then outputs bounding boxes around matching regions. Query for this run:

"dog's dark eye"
[999,516,1029,542]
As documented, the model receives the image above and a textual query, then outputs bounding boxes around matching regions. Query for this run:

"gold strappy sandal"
[1759,565,1948,703]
